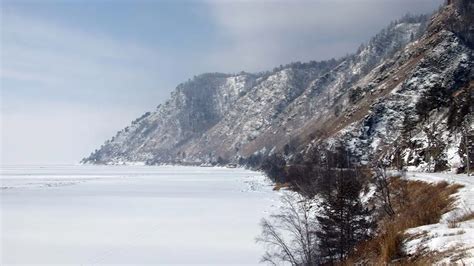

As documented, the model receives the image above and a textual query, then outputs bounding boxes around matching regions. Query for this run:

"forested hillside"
[84,2,471,174]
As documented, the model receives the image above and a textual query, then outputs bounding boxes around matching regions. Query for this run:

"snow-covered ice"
[0,165,278,265]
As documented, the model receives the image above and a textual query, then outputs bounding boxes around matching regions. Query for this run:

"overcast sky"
[1,0,443,165]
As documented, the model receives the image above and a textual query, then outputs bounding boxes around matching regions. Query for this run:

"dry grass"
[273,182,291,191]
[345,177,463,265]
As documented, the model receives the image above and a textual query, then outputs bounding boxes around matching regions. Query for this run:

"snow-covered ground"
[0,165,278,265]
[403,172,474,264]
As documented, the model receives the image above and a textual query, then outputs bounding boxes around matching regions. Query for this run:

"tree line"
[256,144,377,265]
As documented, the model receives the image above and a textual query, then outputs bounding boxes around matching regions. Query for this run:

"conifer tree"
[316,169,375,263]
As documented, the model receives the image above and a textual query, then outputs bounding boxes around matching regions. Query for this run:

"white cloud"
[206,0,443,72]
[1,13,170,102]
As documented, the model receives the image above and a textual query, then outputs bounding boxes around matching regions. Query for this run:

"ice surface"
[0,165,278,265]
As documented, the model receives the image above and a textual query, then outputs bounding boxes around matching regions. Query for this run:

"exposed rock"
[83,3,473,172]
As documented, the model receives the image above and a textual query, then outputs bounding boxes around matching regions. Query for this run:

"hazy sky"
[1,0,443,165]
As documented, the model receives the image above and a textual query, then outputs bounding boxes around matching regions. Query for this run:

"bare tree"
[256,193,319,266]
[373,164,395,217]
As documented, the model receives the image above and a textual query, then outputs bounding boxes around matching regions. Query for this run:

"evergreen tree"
[261,153,287,183]
[316,170,375,263]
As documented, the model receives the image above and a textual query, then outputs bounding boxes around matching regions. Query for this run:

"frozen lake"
[0,165,278,265]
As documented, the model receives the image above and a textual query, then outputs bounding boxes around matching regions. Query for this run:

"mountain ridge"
[83,1,472,174]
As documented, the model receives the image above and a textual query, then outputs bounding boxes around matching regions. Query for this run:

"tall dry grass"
[344,177,463,265]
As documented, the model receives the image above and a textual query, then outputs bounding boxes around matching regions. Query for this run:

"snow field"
[0,165,278,265]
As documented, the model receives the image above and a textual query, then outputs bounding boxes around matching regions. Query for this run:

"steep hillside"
[313,1,473,172]
[83,1,472,172]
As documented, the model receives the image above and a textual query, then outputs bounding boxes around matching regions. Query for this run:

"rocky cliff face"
[83,2,473,172]
[323,1,473,172]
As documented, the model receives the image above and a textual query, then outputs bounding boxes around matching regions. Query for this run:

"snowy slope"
[302,2,473,172]
[403,172,474,264]
[84,1,473,173]
[83,14,433,166]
